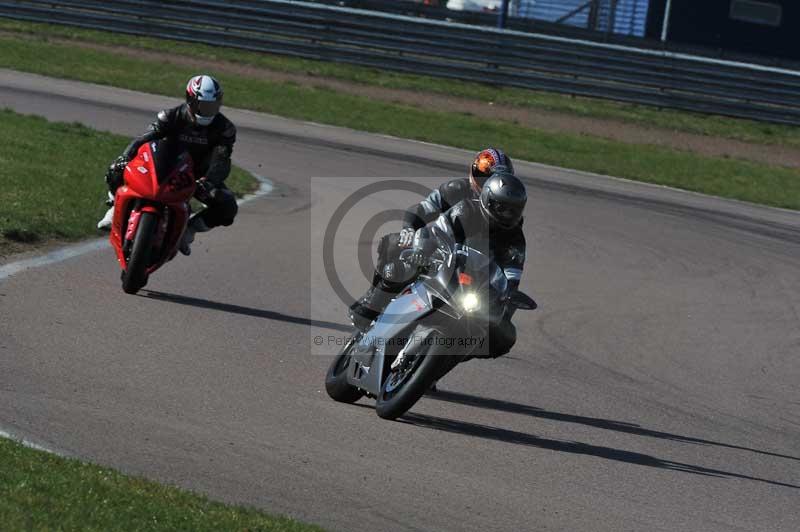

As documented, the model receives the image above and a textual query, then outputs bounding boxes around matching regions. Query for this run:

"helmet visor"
[192,99,222,119]
[488,199,523,227]
[473,152,495,178]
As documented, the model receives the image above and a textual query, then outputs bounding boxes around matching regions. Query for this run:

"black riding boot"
[349,271,401,332]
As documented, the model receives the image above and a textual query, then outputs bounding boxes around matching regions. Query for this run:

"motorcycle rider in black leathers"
[97,75,238,255]
[351,169,527,359]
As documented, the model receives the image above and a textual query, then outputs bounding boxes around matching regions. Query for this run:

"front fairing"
[110,142,195,270]
[110,194,190,270]
[123,142,196,204]
[345,226,510,395]
[423,240,508,324]
[360,283,434,351]
[347,283,434,396]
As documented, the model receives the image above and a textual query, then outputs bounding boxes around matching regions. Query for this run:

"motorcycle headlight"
[461,292,480,313]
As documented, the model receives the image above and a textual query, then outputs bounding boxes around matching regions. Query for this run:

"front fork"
[122,201,166,261]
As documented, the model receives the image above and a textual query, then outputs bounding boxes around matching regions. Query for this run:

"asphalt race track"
[1,70,799,532]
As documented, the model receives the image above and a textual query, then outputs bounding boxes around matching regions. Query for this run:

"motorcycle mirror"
[509,291,537,310]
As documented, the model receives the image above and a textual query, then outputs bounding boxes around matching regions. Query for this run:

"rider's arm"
[121,109,173,160]
[498,229,526,291]
[205,121,237,185]
[400,204,460,267]
[402,179,470,230]
[403,186,446,230]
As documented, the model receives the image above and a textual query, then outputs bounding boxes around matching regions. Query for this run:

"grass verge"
[0,436,323,531]
[0,109,258,256]
[2,18,799,149]
[2,31,798,211]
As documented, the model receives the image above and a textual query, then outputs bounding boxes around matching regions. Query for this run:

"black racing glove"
[406,227,437,271]
[105,156,129,190]
[194,177,217,203]
[407,249,430,269]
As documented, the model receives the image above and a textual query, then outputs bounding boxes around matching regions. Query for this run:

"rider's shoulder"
[439,178,470,201]
[157,105,184,124]
[214,113,237,141]
[442,177,470,194]
[151,106,184,132]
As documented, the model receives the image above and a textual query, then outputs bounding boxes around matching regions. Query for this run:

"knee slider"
[213,188,238,226]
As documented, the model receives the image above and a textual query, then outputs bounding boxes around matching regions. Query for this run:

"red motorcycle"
[110,140,196,294]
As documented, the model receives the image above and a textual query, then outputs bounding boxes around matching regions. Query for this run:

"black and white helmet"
[479,171,527,230]
[185,75,223,126]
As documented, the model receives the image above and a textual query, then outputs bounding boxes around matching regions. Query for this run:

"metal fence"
[2,0,799,125]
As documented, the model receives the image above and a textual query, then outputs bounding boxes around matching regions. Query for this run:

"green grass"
[3,18,799,148]
[0,436,323,531]
[0,109,257,255]
[1,33,798,211]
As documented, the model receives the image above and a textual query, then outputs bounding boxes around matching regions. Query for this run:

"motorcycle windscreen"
[151,139,195,201]
[148,140,183,182]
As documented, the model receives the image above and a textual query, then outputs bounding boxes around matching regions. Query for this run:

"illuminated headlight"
[461,292,480,313]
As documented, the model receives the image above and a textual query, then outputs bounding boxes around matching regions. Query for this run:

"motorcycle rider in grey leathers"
[351,165,527,359]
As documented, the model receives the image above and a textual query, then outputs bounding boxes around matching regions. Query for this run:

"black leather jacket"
[122,104,237,184]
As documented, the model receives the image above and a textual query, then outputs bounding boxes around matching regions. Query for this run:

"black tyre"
[122,212,157,294]
[325,336,365,404]
[375,331,446,420]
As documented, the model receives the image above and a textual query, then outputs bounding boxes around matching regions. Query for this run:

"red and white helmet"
[185,75,223,126]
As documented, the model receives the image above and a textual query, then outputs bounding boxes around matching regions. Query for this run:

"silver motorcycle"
[325,222,536,420]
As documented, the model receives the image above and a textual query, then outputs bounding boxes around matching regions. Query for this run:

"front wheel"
[325,335,365,404]
[122,211,157,294]
[375,331,447,420]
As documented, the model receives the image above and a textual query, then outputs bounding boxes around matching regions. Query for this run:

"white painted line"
[0,173,275,283]
[0,428,63,456]
[0,238,109,282]
[238,173,274,205]
[0,174,274,465]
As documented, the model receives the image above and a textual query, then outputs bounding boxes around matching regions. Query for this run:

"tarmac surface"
[1,70,799,531]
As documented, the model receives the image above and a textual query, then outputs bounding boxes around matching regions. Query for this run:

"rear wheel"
[122,211,157,294]
[375,330,446,420]
[325,335,365,404]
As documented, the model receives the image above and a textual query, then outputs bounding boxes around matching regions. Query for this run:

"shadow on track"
[401,412,800,490]
[141,290,352,332]
[426,390,800,462]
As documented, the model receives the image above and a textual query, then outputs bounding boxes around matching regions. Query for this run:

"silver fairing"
[345,214,511,395]
[346,283,433,396]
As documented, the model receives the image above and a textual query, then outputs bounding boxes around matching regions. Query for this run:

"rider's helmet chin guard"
[469,147,514,194]
[479,171,527,230]
[185,75,223,126]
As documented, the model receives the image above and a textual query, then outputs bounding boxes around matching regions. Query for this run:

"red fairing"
[110,142,196,274]
[124,209,142,242]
